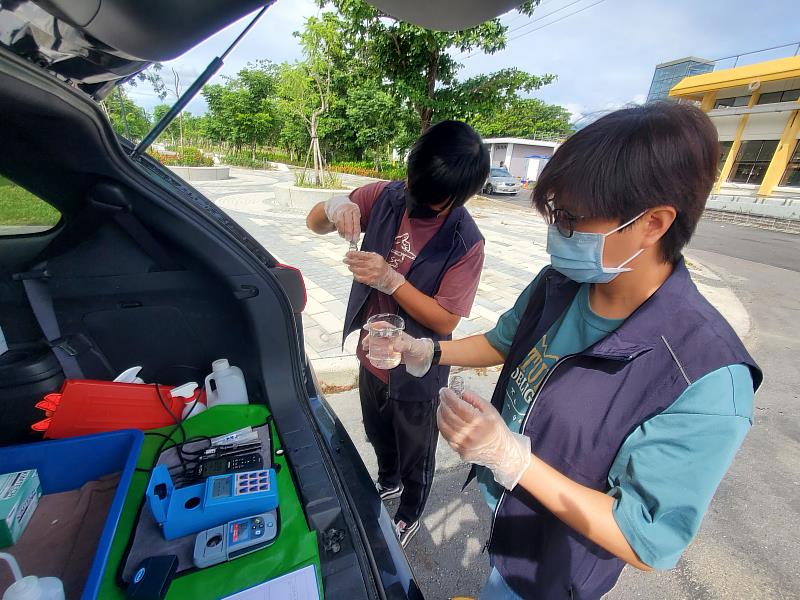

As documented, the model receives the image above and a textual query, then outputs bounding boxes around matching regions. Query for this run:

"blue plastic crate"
[0,429,143,599]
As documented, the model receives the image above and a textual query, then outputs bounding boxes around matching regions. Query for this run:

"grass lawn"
[0,176,60,226]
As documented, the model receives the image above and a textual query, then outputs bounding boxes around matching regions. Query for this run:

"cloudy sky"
[127,0,799,123]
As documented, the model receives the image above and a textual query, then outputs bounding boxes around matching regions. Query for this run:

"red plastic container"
[31,379,203,438]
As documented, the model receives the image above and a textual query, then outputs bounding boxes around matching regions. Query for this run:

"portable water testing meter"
[193,511,278,568]
[146,465,279,540]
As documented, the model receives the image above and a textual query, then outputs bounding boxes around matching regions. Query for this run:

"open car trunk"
[0,0,525,596]
[0,43,419,599]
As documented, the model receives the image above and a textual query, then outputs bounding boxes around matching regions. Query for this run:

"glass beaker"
[364,313,405,370]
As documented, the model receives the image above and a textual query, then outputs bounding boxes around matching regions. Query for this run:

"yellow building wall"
[672,56,800,197]
[757,109,800,196]
[700,91,716,111]
[713,92,760,193]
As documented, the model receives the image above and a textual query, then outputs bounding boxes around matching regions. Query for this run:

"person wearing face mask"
[394,102,762,598]
[305,120,489,547]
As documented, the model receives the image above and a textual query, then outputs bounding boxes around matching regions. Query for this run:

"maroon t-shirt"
[350,181,485,383]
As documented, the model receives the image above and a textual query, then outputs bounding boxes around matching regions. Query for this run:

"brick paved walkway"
[193,167,749,373]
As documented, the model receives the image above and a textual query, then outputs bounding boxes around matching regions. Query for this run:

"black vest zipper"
[483,352,580,554]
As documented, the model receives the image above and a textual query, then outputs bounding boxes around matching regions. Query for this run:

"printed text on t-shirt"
[388,232,417,269]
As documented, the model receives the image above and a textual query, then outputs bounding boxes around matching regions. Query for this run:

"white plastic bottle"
[1,554,64,600]
[204,359,248,407]
[2,576,64,600]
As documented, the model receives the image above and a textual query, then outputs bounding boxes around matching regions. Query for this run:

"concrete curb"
[167,166,230,181]
[707,196,800,220]
[311,355,360,390]
[273,181,353,210]
[684,253,752,340]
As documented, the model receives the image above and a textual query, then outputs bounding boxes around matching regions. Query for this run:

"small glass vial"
[449,375,465,399]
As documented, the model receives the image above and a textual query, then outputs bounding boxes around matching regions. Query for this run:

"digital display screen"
[230,519,251,544]
[211,477,232,499]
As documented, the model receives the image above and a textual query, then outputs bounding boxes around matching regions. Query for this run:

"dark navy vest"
[486,260,762,599]
[342,181,483,401]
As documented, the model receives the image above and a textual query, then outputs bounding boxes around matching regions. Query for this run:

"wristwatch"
[431,340,442,366]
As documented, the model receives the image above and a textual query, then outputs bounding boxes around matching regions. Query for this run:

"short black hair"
[407,120,490,209]
[532,102,719,263]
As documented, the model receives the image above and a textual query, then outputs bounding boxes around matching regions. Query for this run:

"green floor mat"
[98,405,323,599]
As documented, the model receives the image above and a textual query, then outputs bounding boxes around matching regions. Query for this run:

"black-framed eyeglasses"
[545,199,587,238]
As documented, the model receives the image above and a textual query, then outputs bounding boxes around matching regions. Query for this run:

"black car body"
[0,1,515,597]
[0,1,426,598]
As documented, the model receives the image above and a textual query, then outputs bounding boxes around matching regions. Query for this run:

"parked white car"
[483,167,522,195]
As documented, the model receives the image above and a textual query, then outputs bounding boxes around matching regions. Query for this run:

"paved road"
[192,169,561,365]
[689,220,800,272]
[491,190,800,272]
[607,243,800,599]
[486,190,531,208]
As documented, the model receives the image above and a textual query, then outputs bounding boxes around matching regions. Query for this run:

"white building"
[483,137,560,183]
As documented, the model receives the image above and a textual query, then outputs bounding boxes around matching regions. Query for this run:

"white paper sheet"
[222,564,320,600]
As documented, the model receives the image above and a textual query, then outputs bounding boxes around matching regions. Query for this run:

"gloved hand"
[344,251,406,295]
[362,332,434,377]
[437,387,531,490]
[324,195,361,242]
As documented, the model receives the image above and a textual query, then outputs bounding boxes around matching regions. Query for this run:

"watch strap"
[431,340,442,366]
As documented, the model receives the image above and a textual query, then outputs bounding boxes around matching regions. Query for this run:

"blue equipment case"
[0,429,143,600]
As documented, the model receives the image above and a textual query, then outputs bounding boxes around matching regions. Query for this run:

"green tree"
[202,61,279,157]
[277,105,310,159]
[125,63,168,102]
[345,81,400,167]
[310,16,390,163]
[151,106,208,147]
[319,0,554,132]
[182,113,209,148]
[472,97,573,139]
[102,88,151,141]
[277,14,341,184]
[152,103,181,145]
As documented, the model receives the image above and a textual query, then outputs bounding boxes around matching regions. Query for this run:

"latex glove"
[324,195,361,242]
[344,251,405,295]
[362,332,434,377]
[437,387,531,490]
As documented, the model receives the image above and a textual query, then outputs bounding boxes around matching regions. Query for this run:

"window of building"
[756,89,800,105]
[0,175,61,235]
[779,141,800,187]
[728,140,779,185]
[756,91,782,105]
[784,89,800,102]
[714,95,751,109]
[718,141,734,175]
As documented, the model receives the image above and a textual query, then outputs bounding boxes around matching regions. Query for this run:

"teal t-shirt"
[481,273,754,570]
[479,280,623,507]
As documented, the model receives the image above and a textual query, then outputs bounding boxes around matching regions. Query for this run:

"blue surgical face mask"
[546,211,646,284]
